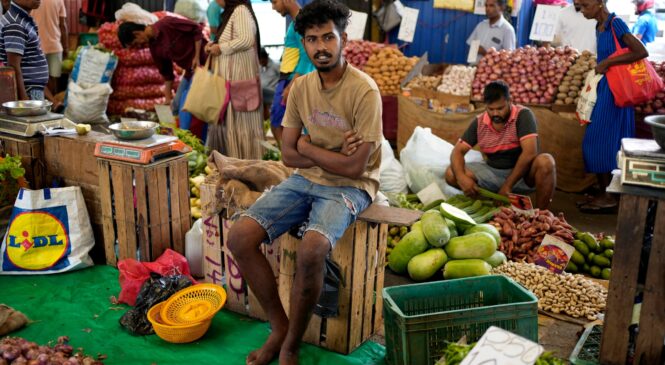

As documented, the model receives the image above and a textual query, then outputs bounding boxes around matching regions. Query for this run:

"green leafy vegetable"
[0,154,25,181]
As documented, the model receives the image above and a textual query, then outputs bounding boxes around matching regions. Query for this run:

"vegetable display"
[363,47,418,96]
[635,60,665,115]
[405,75,442,91]
[0,336,105,364]
[493,261,607,320]
[437,65,476,96]
[554,50,596,105]
[472,46,577,104]
[342,40,386,70]
[565,231,614,279]
[435,341,566,365]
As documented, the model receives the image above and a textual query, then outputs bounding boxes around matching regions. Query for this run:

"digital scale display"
[98,145,143,160]
[94,136,190,164]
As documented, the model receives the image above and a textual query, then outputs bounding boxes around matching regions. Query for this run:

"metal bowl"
[644,115,665,150]
[2,100,52,117]
[108,121,158,140]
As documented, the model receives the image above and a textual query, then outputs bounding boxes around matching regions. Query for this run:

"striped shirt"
[0,3,48,92]
[460,105,538,169]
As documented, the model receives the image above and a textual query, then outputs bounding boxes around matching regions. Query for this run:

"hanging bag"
[605,17,664,107]
[183,56,230,124]
[228,19,262,112]
[576,70,603,125]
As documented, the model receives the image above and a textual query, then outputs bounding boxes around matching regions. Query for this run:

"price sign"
[529,4,562,42]
[474,0,486,15]
[397,6,419,43]
[347,10,368,40]
[460,326,544,365]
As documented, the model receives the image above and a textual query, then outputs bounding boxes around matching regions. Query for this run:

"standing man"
[269,0,315,145]
[466,0,516,63]
[32,0,68,94]
[117,17,206,139]
[445,81,556,210]
[226,1,382,364]
[632,0,658,45]
[553,0,597,53]
[0,0,49,101]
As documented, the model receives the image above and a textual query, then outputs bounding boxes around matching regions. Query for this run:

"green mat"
[0,266,386,365]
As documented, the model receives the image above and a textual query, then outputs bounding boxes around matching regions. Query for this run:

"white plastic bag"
[185,218,203,277]
[379,139,408,194]
[400,126,483,195]
[70,46,118,85]
[115,3,158,24]
[174,0,208,23]
[576,70,603,125]
[65,81,113,124]
[0,187,94,275]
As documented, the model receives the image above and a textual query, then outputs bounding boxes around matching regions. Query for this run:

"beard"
[313,51,340,72]
[491,115,507,124]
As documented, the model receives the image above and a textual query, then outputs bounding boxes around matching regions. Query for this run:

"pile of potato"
[555,50,596,105]
[364,47,419,96]
[405,75,442,91]
[343,40,386,70]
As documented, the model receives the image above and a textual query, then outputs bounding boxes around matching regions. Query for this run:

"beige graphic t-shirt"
[282,64,383,198]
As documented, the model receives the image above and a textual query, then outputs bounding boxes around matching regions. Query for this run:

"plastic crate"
[383,275,539,365]
[570,325,602,365]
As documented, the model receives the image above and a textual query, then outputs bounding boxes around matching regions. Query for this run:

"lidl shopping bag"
[0,187,94,275]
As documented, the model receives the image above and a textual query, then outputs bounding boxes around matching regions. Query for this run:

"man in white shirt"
[467,0,516,63]
[552,0,597,53]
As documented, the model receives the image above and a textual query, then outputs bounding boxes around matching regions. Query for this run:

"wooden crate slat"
[634,199,665,364]
[326,224,356,354]
[201,183,223,286]
[177,159,191,236]
[348,221,369,351]
[373,223,388,334]
[363,222,380,340]
[600,194,650,364]
[303,314,322,345]
[133,167,149,261]
[155,166,171,258]
[98,160,116,266]
[168,162,184,254]
[111,163,129,261]
[120,165,137,261]
[146,168,163,260]
[221,217,247,315]
[278,233,298,315]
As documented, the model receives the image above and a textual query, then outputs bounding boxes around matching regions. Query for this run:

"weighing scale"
[0,112,76,137]
[619,138,665,190]
[94,135,192,164]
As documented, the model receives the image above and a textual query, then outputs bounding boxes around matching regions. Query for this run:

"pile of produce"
[405,75,442,91]
[386,193,425,211]
[98,21,180,115]
[436,340,565,365]
[363,47,418,96]
[565,231,614,279]
[437,65,476,96]
[0,336,104,364]
[342,40,386,70]
[472,46,577,104]
[386,224,410,262]
[388,202,506,281]
[635,60,665,115]
[489,207,575,261]
[444,192,505,224]
[554,50,596,105]
[493,261,607,320]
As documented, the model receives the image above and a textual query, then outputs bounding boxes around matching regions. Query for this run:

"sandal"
[575,194,594,207]
[578,201,618,214]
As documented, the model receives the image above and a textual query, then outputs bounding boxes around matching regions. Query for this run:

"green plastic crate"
[383,275,538,365]
[569,325,602,365]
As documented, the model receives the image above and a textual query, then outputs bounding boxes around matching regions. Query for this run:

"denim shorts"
[242,174,372,247]
[466,161,535,194]
[27,88,45,101]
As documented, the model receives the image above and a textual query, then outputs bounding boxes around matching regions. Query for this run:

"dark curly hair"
[294,0,351,37]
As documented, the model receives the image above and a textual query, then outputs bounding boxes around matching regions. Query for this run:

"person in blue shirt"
[207,1,223,41]
[632,0,658,44]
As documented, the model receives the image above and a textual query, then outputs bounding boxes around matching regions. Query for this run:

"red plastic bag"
[118,249,196,306]
[606,19,664,107]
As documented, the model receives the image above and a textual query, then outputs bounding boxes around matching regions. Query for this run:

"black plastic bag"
[313,257,344,318]
[119,273,194,335]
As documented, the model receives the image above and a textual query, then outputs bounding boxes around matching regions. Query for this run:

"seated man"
[445,81,556,209]
[225,1,382,364]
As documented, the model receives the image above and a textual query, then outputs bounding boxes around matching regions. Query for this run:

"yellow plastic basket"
[160,283,227,326]
[147,302,211,343]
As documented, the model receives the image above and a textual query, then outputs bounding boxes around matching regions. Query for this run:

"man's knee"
[534,153,556,176]
[297,231,330,275]
[227,217,266,258]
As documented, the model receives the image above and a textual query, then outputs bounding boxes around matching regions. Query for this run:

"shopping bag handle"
[18,188,51,201]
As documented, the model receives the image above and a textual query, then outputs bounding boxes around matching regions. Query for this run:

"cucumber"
[592,255,611,268]
[455,200,474,209]
[600,238,615,250]
[603,249,614,259]
[445,218,458,239]
[470,206,491,219]
[445,232,496,259]
[580,232,601,252]
[590,265,602,278]
[407,248,448,281]
[565,261,578,273]
[388,225,429,274]
[484,251,507,268]
[422,199,445,212]
[601,268,611,280]
[439,203,476,227]
[421,210,451,247]
[571,250,586,265]
[443,259,492,279]
[475,207,500,224]
[462,200,483,214]
[464,224,501,248]
[573,240,589,256]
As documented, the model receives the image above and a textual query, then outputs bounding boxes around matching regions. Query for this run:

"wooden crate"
[601,177,665,365]
[0,134,45,189]
[199,178,421,354]
[98,155,191,266]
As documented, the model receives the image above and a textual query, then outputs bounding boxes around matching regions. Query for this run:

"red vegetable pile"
[342,40,386,70]
[472,46,577,104]
[489,207,575,262]
[635,61,665,115]
[0,336,104,365]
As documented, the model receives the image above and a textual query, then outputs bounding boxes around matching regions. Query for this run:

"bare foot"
[247,329,287,365]
[278,350,299,365]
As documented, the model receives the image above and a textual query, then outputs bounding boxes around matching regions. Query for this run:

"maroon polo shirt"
[149,16,206,81]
